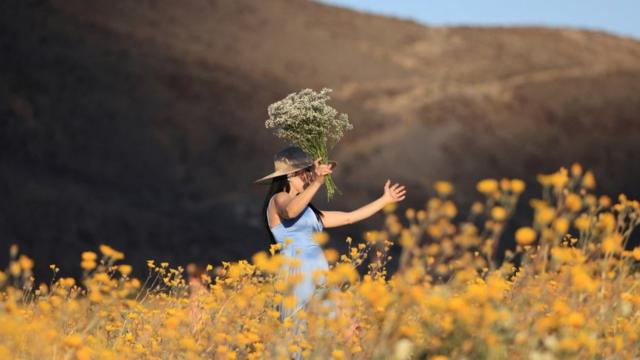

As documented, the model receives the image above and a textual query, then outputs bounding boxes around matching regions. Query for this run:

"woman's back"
[267,194,324,250]
[266,194,329,321]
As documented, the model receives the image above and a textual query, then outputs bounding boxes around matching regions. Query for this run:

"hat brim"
[253,160,337,185]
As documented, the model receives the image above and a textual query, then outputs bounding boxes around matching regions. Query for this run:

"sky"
[315,0,640,40]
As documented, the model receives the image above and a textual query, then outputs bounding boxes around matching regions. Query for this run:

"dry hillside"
[1,0,639,278]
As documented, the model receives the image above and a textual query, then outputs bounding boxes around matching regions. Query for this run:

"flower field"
[1,164,639,359]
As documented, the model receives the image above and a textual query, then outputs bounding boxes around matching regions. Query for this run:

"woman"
[254,145,407,323]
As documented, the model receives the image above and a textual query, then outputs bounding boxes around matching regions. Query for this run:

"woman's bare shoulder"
[272,192,293,205]
[271,192,294,218]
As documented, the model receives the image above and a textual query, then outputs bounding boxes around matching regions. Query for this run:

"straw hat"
[254,145,337,185]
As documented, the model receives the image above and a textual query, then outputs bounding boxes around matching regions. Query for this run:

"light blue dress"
[267,196,331,321]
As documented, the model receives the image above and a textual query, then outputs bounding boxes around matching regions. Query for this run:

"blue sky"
[315,0,640,40]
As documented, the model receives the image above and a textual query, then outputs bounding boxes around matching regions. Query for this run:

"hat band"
[274,159,311,173]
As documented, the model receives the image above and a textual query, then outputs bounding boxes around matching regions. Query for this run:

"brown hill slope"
[1,0,639,278]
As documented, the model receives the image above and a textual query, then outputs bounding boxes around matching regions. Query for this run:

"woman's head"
[286,165,316,194]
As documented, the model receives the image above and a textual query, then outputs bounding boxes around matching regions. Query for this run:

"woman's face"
[288,167,314,192]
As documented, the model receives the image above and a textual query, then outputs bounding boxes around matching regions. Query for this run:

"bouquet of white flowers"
[265,88,353,201]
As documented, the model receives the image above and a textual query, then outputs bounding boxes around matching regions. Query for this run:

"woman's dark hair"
[263,175,325,246]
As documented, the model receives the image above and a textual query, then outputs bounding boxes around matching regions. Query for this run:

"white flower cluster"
[265,88,353,154]
[265,88,353,200]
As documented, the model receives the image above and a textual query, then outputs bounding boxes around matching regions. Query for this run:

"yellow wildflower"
[18,255,34,270]
[434,181,454,196]
[571,163,583,176]
[364,231,379,245]
[400,229,416,248]
[63,334,83,348]
[7,263,19,279]
[283,295,297,311]
[582,170,596,189]
[118,264,132,276]
[565,311,585,328]
[359,277,391,311]
[327,263,358,285]
[470,201,484,214]
[602,234,623,254]
[597,212,616,233]
[477,179,498,194]
[598,195,611,208]
[515,227,536,246]
[559,337,580,352]
[550,167,569,190]
[571,266,596,293]
[312,231,329,246]
[499,178,511,192]
[81,251,97,261]
[81,259,96,271]
[324,248,339,263]
[552,218,569,235]
[442,201,457,218]
[76,347,92,360]
[99,244,124,260]
[383,202,397,214]
[574,214,591,232]
[179,337,198,351]
[565,193,582,212]
[534,206,555,225]
[511,179,526,194]
[331,350,346,360]
[466,283,489,302]
[491,206,507,221]
[88,291,102,302]
[60,277,76,287]
[405,208,416,221]
[38,301,52,313]
[164,317,180,329]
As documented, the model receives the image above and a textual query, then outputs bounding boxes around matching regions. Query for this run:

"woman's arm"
[321,180,406,228]
[276,181,323,220]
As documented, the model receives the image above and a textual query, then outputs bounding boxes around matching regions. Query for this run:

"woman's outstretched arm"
[321,179,406,228]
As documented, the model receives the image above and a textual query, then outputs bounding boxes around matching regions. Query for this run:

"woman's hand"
[311,158,334,185]
[382,179,406,204]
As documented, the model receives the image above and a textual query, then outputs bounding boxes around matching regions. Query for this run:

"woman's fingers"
[386,180,408,197]
[314,164,332,177]
[392,185,406,200]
